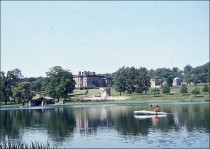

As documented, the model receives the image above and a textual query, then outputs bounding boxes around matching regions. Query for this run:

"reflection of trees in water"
[43,108,75,142]
[0,110,25,142]
[111,106,151,136]
[0,108,76,143]
[0,103,209,143]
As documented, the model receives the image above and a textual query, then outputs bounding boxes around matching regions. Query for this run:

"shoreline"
[0,98,209,110]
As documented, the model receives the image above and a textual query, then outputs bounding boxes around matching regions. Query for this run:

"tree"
[180,84,188,94]
[153,68,175,87]
[113,67,128,95]
[29,77,43,92]
[150,88,160,97]
[202,84,209,92]
[41,66,75,102]
[11,82,35,105]
[113,66,150,95]
[172,67,183,78]
[183,62,209,85]
[0,69,23,104]
[162,84,170,94]
[135,67,150,94]
[191,86,200,97]
[184,65,193,74]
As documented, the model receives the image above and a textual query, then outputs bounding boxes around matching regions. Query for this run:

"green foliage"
[180,84,188,94]
[41,66,75,102]
[162,84,170,94]
[0,69,23,105]
[183,62,209,85]
[184,65,193,74]
[85,90,88,95]
[11,82,36,105]
[150,88,160,97]
[153,68,175,87]
[202,84,209,92]
[191,86,200,97]
[106,87,111,96]
[28,77,43,92]
[113,66,150,95]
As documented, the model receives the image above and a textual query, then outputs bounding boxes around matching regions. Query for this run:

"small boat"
[134,115,167,119]
[133,110,167,115]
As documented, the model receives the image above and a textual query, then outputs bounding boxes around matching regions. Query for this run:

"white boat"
[133,110,167,115]
[134,115,167,119]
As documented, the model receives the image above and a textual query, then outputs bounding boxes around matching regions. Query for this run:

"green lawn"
[1,84,209,107]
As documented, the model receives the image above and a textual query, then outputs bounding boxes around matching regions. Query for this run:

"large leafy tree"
[153,68,175,87]
[26,77,43,92]
[11,82,35,105]
[114,66,150,95]
[183,62,209,85]
[41,66,75,102]
[183,65,193,74]
[135,67,151,94]
[113,67,128,95]
[172,67,183,78]
[0,69,23,104]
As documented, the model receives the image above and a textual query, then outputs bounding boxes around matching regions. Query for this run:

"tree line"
[113,62,209,95]
[0,62,209,105]
[0,66,75,105]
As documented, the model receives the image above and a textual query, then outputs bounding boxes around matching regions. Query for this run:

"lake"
[0,102,209,148]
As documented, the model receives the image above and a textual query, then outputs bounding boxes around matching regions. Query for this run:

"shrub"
[106,87,111,96]
[150,88,160,97]
[85,90,88,95]
[180,84,188,94]
[202,84,209,92]
[162,84,170,94]
[191,86,200,97]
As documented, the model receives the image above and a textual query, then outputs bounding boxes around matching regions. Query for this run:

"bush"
[150,88,160,97]
[162,84,170,94]
[180,84,188,94]
[202,84,209,92]
[191,86,200,97]
[85,90,88,95]
[106,87,111,96]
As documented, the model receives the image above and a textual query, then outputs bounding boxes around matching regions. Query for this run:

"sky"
[1,1,209,77]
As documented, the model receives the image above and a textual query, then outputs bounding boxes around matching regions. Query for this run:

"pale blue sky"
[1,1,209,77]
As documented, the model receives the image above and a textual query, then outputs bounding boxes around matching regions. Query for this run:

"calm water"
[0,102,209,148]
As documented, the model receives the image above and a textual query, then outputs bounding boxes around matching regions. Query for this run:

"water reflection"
[0,102,209,148]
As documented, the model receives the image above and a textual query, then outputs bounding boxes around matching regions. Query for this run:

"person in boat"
[154,106,160,112]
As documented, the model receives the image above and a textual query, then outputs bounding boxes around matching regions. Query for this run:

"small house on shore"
[29,97,55,107]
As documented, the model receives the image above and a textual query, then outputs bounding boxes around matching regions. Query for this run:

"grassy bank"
[1,84,209,107]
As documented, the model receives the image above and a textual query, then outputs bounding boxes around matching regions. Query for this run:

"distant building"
[73,71,113,89]
[150,79,168,88]
[172,77,182,87]
[29,97,55,107]
[150,79,161,88]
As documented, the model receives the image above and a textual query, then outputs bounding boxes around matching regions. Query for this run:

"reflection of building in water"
[173,112,184,127]
[173,112,179,125]
[75,107,113,135]
[75,110,96,135]
[100,107,107,121]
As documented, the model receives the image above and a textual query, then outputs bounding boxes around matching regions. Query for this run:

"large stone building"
[73,71,113,89]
